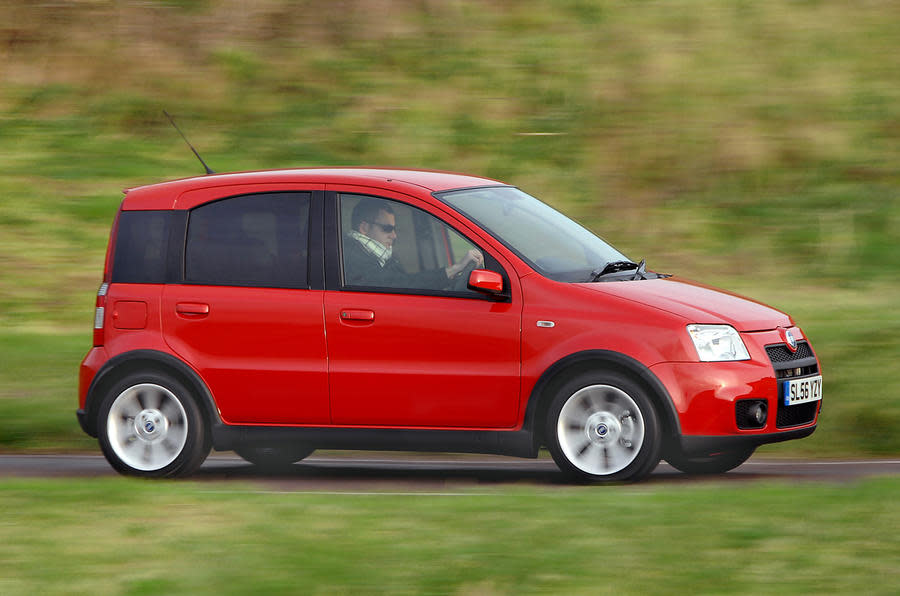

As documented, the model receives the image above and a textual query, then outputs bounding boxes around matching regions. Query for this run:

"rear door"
[161,186,329,425]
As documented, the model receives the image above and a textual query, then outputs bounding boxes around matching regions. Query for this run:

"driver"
[344,199,484,289]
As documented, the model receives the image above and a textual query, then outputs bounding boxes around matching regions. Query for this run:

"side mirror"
[467,269,504,294]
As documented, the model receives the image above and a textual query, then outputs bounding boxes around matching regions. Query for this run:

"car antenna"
[163,110,215,175]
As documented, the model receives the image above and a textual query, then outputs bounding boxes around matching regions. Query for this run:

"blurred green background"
[0,0,897,455]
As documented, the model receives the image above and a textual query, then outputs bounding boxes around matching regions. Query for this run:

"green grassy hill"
[0,0,897,454]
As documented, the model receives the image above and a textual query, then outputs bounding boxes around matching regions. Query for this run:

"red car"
[77,168,822,481]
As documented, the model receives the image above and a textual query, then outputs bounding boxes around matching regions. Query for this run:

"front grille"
[775,364,819,379]
[765,341,819,380]
[776,401,819,428]
[766,341,814,363]
[766,340,820,429]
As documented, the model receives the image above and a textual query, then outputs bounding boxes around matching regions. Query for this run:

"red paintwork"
[80,168,820,441]
[325,290,521,428]
[650,326,811,435]
[123,169,503,210]
[112,300,148,329]
[519,274,692,413]
[79,347,107,409]
[100,284,169,356]
[161,285,330,425]
[578,277,793,332]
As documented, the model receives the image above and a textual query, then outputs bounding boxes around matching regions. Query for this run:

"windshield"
[437,186,629,282]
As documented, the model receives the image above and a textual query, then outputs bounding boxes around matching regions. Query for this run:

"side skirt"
[212,425,539,459]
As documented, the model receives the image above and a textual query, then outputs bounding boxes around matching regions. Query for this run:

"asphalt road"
[1,454,899,491]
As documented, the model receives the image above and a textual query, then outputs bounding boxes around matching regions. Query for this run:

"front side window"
[438,186,629,282]
[339,194,499,295]
[185,192,310,288]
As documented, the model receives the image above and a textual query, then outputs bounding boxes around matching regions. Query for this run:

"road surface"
[1,454,898,492]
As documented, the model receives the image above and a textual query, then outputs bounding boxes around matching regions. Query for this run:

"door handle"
[340,309,375,322]
[176,302,210,317]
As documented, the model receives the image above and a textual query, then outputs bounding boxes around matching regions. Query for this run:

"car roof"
[121,168,506,210]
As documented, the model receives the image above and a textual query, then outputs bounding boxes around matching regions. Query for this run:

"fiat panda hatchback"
[77,168,822,481]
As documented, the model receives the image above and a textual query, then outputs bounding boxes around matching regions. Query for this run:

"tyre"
[97,371,210,478]
[234,444,314,470]
[665,446,755,475]
[546,370,661,482]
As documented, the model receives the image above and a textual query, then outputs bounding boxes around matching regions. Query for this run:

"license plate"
[783,375,823,406]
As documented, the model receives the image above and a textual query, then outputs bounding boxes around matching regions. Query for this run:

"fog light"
[747,402,768,427]
[736,399,768,430]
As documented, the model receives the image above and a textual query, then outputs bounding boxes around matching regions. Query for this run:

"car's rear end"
[77,200,175,437]
[76,207,119,437]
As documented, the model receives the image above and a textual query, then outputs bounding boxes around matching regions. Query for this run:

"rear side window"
[112,211,171,284]
[185,192,310,288]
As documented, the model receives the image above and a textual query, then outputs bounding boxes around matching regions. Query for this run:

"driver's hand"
[465,249,484,268]
[445,249,485,279]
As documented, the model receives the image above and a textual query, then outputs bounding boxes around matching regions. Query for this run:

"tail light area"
[93,282,109,346]
[92,207,121,348]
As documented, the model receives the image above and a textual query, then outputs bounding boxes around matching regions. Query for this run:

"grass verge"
[1,477,899,595]
[0,331,95,451]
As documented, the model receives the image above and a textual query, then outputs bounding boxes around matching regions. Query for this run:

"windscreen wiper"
[631,259,647,280]
[589,260,639,282]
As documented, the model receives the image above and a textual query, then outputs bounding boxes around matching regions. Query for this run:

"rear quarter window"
[111,211,171,284]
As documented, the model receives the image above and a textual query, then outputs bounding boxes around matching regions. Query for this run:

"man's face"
[363,210,397,248]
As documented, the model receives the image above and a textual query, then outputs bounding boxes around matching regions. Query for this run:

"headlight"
[686,324,750,362]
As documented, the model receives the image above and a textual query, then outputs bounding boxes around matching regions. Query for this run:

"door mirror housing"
[468,269,504,294]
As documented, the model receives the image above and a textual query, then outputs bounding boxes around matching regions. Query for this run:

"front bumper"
[650,327,821,438]
[679,425,816,457]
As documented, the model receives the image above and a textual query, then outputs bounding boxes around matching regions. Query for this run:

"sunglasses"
[370,222,396,233]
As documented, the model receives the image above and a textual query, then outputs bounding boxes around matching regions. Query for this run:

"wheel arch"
[524,350,681,449]
[82,349,221,439]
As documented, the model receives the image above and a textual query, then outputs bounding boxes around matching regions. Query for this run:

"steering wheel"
[450,262,479,291]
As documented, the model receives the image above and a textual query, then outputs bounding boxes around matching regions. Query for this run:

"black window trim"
[166,210,187,284]
[324,190,512,302]
[308,190,326,290]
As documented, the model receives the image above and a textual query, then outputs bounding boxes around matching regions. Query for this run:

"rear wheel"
[546,371,661,482]
[234,444,314,470]
[665,446,755,475]
[97,372,210,477]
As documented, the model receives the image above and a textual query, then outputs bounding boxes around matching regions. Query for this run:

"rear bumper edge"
[76,409,95,437]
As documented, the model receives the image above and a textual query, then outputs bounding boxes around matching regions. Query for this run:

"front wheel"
[665,446,755,475]
[546,371,661,482]
[97,372,210,478]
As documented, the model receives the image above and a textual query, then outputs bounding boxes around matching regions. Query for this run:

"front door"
[324,191,522,428]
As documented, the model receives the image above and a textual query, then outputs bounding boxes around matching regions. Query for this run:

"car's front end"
[438,185,821,476]
[575,276,821,456]
[651,324,821,455]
